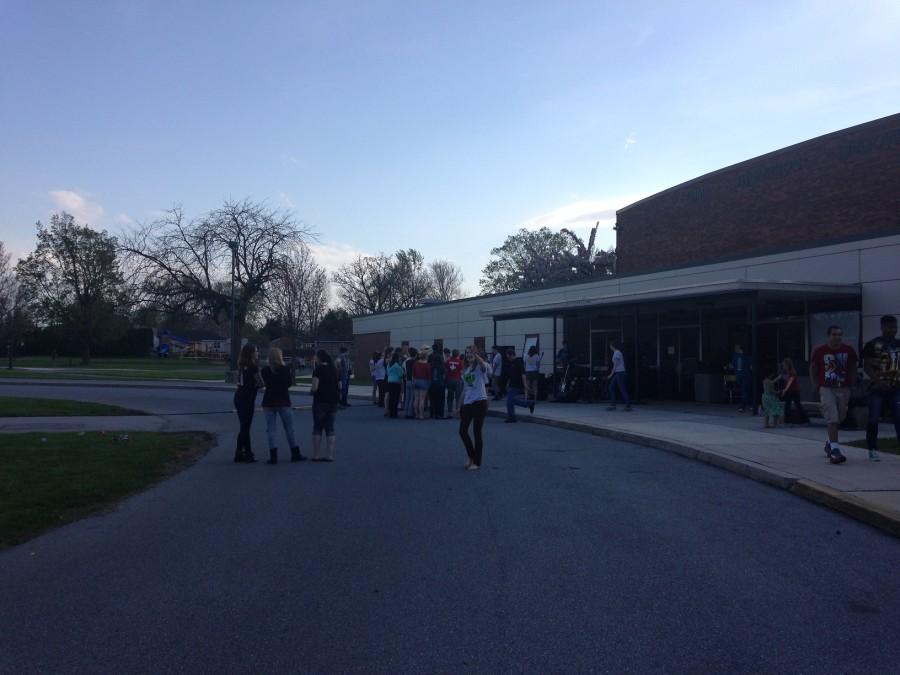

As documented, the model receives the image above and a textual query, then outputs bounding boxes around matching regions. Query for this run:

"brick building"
[353,114,900,405]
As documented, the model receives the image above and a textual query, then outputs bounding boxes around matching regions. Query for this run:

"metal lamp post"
[228,240,239,378]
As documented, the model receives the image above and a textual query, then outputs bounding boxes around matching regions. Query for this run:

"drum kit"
[551,361,605,402]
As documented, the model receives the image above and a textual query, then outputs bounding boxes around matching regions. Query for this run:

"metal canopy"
[483,279,861,320]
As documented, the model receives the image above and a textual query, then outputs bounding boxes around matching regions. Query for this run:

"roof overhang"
[484,279,861,320]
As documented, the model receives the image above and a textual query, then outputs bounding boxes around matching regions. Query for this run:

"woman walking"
[311,350,340,462]
[459,346,492,470]
[524,345,542,403]
[429,348,447,419]
[234,343,263,463]
[386,353,404,418]
[412,350,432,420]
[261,346,306,464]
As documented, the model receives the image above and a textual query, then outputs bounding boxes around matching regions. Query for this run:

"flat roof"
[484,279,861,320]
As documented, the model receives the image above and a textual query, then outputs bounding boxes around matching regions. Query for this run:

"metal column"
[751,294,759,416]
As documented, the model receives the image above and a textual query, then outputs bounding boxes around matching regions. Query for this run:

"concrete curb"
[485,409,900,539]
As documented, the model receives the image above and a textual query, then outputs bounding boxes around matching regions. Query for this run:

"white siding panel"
[860,244,900,283]
[862,280,900,319]
[747,252,859,283]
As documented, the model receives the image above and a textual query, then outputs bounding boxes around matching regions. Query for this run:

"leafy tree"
[16,213,122,364]
[122,199,311,369]
[480,223,615,294]
[0,242,29,367]
[317,308,353,338]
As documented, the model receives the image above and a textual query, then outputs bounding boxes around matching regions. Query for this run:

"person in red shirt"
[809,325,858,464]
[778,357,809,425]
[412,350,432,420]
[444,349,464,418]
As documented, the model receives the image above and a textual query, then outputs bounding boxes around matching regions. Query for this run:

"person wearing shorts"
[810,325,858,464]
[311,349,339,462]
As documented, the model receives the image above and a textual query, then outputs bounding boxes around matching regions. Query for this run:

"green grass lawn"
[0,356,227,381]
[847,437,900,454]
[0,431,215,548]
[0,396,142,417]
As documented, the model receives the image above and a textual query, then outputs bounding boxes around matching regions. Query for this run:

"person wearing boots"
[261,346,307,464]
[234,343,263,463]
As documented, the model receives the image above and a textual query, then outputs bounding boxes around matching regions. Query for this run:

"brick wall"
[352,331,390,381]
[616,113,900,275]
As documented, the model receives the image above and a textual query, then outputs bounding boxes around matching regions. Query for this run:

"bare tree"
[332,254,395,315]
[0,242,28,368]
[429,259,464,301]
[264,244,328,350]
[16,214,122,364]
[122,199,312,369]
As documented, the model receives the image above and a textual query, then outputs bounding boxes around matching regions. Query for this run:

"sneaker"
[529,401,535,414]
[829,447,847,464]
[738,407,745,413]
[624,405,632,411]
[467,464,480,471]
[823,442,832,459]
[606,406,616,411]
[869,449,881,462]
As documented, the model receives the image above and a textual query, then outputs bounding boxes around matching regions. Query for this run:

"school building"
[352,112,900,404]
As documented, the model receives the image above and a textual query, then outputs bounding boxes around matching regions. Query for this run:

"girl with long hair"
[261,346,306,464]
[234,343,263,463]
[459,346,492,470]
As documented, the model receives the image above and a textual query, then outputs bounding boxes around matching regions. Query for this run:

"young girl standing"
[459,347,492,470]
[761,367,785,429]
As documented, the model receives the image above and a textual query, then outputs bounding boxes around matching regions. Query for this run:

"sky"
[1,0,899,298]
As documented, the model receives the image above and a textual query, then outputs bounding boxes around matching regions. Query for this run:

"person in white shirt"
[460,346,492,471]
[524,345,543,404]
[490,346,504,400]
[606,340,631,411]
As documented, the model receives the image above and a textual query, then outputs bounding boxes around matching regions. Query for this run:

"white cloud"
[114,212,134,225]
[520,195,648,231]
[308,239,372,274]
[281,153,301,166]
[624,132,637,150]
[48,190,105,224]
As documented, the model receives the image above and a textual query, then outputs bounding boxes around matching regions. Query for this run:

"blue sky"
[2,0,898,296]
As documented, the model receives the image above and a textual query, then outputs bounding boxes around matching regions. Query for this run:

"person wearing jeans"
[261,346,306,464]
[779,357,808,425]
[403,347,418,418]
[459,347,492,470]
[863,315,900,462]
[504,349,533,422]
[606,341,632,411]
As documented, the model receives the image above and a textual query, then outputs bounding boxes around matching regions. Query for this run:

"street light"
[227,240,239,376]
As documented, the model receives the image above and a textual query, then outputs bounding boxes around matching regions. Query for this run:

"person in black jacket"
[311,349,340,462]
[261,346,306,464]
[234,343,262,463]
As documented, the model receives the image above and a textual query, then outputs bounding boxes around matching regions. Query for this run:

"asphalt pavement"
[2,384,900,674]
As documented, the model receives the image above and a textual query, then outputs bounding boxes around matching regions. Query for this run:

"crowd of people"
[366,343,538,469]
[228,314,899,471]
[733,314,900,464]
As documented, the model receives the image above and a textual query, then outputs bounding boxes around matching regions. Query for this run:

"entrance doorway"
[590,330,621,380]
[659,326,700,400]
